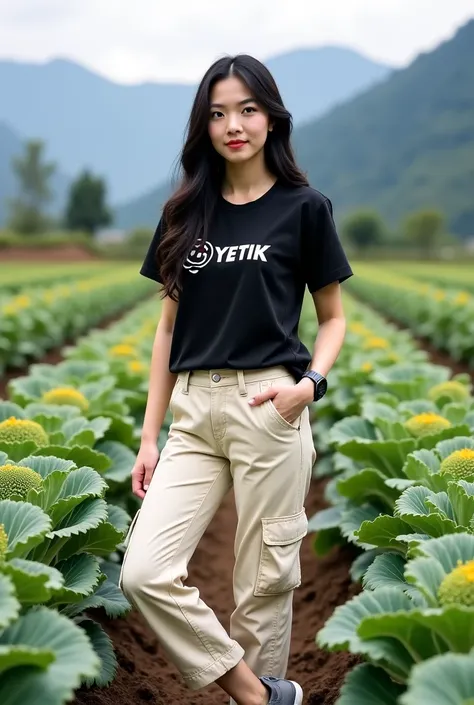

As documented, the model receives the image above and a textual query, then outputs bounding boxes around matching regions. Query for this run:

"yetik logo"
[184,239,271,275]
[183,240,215,274]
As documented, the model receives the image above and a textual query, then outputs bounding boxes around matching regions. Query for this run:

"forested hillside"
[293,20,474,237]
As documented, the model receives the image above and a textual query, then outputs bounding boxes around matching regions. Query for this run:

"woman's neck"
[222,157,276,204]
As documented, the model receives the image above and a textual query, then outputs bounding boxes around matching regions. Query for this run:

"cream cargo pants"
[120,366,315,691]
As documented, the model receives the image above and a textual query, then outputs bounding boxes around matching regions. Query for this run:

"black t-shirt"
[139,181,353,381]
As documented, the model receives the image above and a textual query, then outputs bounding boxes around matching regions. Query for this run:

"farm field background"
[0,259,473,705]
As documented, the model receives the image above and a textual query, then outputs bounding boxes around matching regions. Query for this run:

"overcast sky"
[0,0,473,84]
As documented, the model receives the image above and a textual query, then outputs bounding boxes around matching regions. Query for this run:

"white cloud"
[0,0,472,83]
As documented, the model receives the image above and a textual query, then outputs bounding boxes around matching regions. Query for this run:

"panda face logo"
[183,239,214,274]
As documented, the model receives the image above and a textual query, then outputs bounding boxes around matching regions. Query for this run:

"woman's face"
[208,75,272,163]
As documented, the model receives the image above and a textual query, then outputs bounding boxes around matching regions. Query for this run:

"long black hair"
[157,53,308,300]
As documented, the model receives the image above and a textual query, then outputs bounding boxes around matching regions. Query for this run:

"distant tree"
[341,209,386,251]
[65,170,112,234]
[403,209,445,258]
[7,140,56,234]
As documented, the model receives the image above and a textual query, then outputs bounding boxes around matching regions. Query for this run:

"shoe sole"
[289,681,303,705]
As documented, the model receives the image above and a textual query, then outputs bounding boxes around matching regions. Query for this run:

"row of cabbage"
[0,297,164,704]
[305,294,474,703]
[0,262,117,293]
[384,262,474,294]
[346,264,474,365]
[0,266,155,374]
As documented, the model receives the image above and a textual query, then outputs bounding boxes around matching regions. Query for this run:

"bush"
[341,210,387,251]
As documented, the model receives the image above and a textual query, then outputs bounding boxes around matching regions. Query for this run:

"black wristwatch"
[301,371,328,401]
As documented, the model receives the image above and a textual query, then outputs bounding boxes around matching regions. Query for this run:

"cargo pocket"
[118,509,141,591]
[254,508,308,597]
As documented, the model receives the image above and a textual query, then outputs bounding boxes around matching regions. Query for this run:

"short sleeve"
[302,197,353,292]
[139,218,164,284]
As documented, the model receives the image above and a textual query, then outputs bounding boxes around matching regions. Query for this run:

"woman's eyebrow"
[209,98,255,108]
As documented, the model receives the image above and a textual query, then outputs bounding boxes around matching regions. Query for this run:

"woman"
[120,54,352,705]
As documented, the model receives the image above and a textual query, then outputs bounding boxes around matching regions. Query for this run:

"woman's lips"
[226,140,247,149]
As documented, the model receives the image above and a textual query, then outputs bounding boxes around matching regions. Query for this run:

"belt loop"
[182,370,190,394]
[237,369,247,396]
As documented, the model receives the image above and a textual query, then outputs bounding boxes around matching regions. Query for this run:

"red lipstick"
[226,140,247,149]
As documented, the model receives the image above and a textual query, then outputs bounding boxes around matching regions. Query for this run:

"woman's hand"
[248,378,314,424]
[131,441,160,499]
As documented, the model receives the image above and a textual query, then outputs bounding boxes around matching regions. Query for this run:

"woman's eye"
[243,106,257,114]
[210,111,223,119]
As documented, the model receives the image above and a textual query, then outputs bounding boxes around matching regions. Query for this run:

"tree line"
[6,139,111,235]
[340,208,453,258]
[5,137,451,256]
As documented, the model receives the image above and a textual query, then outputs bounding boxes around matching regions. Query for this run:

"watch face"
[316,377,327,399]
[304,372,327,400]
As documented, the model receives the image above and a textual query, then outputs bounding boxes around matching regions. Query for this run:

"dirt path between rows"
[73,477,360,705]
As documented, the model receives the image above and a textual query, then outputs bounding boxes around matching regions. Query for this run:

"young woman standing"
[120,54,353,705]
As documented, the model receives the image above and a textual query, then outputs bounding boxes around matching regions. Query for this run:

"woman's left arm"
[296,280,347,401]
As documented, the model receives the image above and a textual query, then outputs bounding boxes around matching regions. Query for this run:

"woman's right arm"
[131,295,178,499]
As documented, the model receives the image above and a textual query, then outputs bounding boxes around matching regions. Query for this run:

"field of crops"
[0,260,473,704]
[347,262,474,364]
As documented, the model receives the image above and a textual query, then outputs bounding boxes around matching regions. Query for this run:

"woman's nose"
[226,114,242,133]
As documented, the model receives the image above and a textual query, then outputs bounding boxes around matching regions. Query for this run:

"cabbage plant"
[0,452,132,696]
[318,533,474,703]
[0,401,137,486]
[309,430,474,567]
[329,398,473,477]
[7,368,133,421]
[0,572,101,705]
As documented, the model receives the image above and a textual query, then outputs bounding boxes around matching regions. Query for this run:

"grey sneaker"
[259,676,303,705]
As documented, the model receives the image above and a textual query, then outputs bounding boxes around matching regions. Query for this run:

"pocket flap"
[262,509,308,546]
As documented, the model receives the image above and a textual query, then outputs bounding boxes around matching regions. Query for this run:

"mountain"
[0,49,390,207]
[0,121,70,227]
[292,19,474,237]
[266,47,391,126]
[114,181,173,231]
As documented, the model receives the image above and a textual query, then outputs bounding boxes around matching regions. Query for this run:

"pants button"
[212,373,221,382]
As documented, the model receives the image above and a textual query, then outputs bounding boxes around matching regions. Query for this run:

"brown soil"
[0,245,99,262]
[72,478,360,705]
